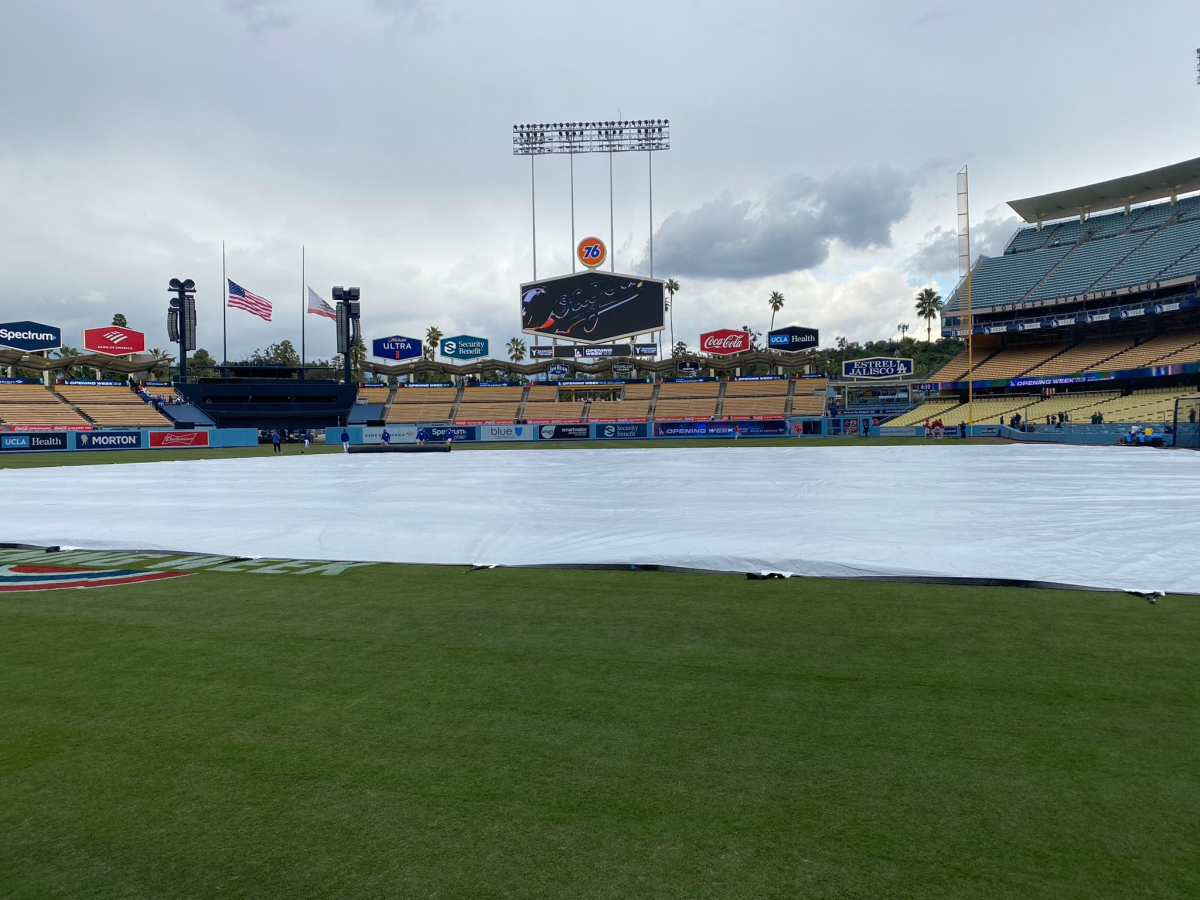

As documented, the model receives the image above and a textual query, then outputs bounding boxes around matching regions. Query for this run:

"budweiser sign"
[83,326,146,356]
[699,329,750,355]
[149,430,210,448]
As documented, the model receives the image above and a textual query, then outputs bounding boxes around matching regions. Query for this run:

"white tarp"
[3,445,1197,593]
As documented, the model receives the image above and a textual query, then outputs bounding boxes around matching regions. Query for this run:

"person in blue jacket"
[341,429,351,452]
[381,428,391,446]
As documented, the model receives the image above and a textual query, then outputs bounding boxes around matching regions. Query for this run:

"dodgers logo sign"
[842,357,914,379]
[439,335,489,360]
[372,335,422,361]
[76,431,143,450]
[0,320,61,353]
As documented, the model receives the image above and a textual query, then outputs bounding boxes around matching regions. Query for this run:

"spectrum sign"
[0,321,61,353]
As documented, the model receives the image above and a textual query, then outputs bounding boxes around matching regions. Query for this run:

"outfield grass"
[1,563,1196,898]
[0,435,989,468]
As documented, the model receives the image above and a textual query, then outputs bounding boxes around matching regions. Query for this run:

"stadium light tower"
[513,119,671,278]
[332,286,361,385]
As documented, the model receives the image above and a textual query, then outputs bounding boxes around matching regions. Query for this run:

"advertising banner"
[767,326,819,351]
[611,361,635,377]
[480,424,535,442]
[83,326,146,355]
[538,424,590,440]
[359,426,418,444]
[372,335,422,360]
[528,346,553,359]
[0,433,70,452]
[440,335,489,359]
[426,425,478,442]
[546,363,571,379]
[699,329,750,355]
[654,420,788,438]
[521,270,665,343]
[842,357,914,379]
[634,343,658,357]
[75,431,143,451]
[148,431,210,448]
[677,361,701,374]
[17,424,92,432]
[593,422,649,440]
[552,344,632,359]
[0,321,61,353]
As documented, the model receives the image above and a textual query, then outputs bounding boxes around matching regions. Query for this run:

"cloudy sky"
[3,0,1200,361]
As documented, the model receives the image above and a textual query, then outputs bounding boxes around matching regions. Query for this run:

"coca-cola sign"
[699,329,750,355]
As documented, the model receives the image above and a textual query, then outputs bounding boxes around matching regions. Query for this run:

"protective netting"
[1174,397,1200,450]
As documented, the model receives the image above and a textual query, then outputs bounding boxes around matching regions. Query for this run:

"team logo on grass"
[0,565,190,592]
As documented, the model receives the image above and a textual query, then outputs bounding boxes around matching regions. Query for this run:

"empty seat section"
[57,383,171,426]
[789,395,826,416]
[0,384,90,427]
[948,246,1070,311]
[456,387,522,422]
[522,401,584,420]
[1093,221,1200,290]
[587,400,650,420]
[723,380,789,398]
[723,397,785,418]
[968,343,1062,379]
[1023,336,1134,376]
[1027,232,1149,302]
[1006,227,1051,254]
[884,398,963,427]
[654,381,719,419]
[1099,329,1200,370]
[387,386,457,422]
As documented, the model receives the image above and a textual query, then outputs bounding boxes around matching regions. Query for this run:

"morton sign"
[842,357,914,379]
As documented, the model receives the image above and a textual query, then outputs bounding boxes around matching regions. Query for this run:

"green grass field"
[0,435,990,469]
[2,557,1196,899]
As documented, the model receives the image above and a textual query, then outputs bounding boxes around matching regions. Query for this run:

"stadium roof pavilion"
[1009,157,1200,224]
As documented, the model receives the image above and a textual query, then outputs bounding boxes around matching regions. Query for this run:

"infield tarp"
[2,445,1197,593]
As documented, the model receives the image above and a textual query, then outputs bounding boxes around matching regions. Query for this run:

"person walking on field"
[341,429,351,453]
[303,430,311,454]
[271,430,282,454]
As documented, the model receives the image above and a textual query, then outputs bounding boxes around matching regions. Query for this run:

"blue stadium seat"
[1027,232,1149,302]
[1093,219,1200,290]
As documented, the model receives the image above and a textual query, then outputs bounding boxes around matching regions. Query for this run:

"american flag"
[227,279,272,322]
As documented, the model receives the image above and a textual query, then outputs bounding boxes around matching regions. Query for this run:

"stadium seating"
[141,384,178,401]
[523,401,584,421]
[387,386,457,423]
[930,347,996,381]
[963,246,1071,309]
[720,379,790,419]
[1097,329,1200,371]
[1092,226,1200,291]
[621,384,656,401]
[455,385,522,422]
[56,383,171,426]
[587,400,650,420]
[1085,387,1193,424]
[1027,233,1149,302]
[967,342,1062,379]
[1022,335,1134,376]
[654,381,719,419]
[789,395,826,416]
[884,398,967,427]
[0,383,90,427]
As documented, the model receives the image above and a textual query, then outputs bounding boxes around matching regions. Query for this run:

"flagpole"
[221,240,227,365]
[301,244,306,370]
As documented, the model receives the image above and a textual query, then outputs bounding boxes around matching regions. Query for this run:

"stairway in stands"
[783,379,798,416]
[646,382,663,419]
[447,383,466,421]
[713,381,728,419]
[515,384,531,420]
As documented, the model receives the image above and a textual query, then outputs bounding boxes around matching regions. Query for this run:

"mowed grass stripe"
[1,566,1196,898]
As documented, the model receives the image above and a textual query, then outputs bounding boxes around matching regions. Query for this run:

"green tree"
[188,348,218,379]
[664,278,680,350]
[671,340,688,359]
[914,287,944,343]
[55,346,85,379]
[768,291,785,333]
[148,348,172,380]
[349,337,367,381]
[740,325,761,351]
[111,313,127,328]
[424,326,443,360]
[506,337,527,363]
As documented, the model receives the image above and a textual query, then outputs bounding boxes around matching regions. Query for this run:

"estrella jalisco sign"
[842,357,914,379]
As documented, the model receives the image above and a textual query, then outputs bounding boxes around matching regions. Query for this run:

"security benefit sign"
[75,431,143,451]
[768,326,819,352]
[372,335,422,361]
[440,335,489,360]
[521,271,665,344]
[0,321,61,353]
[842,357,914,379]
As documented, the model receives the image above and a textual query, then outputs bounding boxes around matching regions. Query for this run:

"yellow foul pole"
[956,166,974,425]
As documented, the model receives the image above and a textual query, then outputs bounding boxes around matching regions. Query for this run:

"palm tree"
[350,337,367,381]
[507,337,527,363]
[914,287,943,343]
[664,278,680,350]
[148,348,172,380]
[768,291,785,333]
[424,326,443,360]
[55,345,83,379]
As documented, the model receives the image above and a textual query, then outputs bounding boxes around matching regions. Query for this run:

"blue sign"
[0,433,69,452]
[677,361,701,374]
[439,335,488,359]
[425,425,477,442]
[768,326,818,351]
[372,335,422,361]
[653,420,788,438]
[75,431,143,451]
[0,321,61,353]
[842,357,914,379]
[593,422,649,440]
[538,424,590,440]
[546,363,571,380]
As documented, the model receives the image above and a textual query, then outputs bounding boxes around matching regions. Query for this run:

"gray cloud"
[639,167,913,280]
[373,0,440,32]
[907,211,1022,278]
[224,0,293,36]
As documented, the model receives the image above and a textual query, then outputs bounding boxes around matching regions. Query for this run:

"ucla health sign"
[0,321,61,353]
[842,357,914,379]
[372,335,422,361]
[768,326,818,351]
[439,335,488,360]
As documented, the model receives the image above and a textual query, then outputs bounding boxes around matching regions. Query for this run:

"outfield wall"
[0,428,259,454]
[332,419,832,445]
